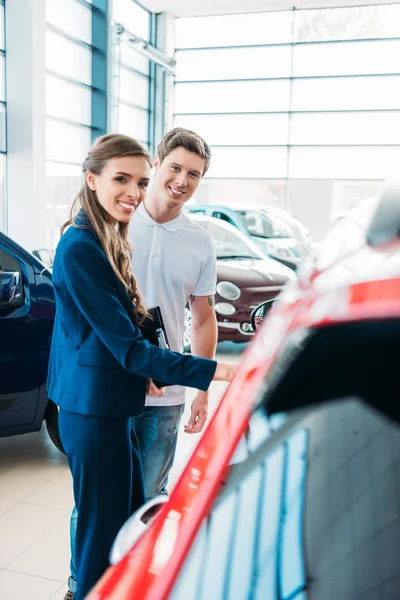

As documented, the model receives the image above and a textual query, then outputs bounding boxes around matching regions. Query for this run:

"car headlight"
[216,281,241,301]
[268,246,291,259]
[215,302,236,316]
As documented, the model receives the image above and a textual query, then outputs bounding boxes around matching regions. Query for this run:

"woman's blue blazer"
[47,216,216,418]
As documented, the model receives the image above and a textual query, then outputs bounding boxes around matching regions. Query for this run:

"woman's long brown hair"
[61,133,152,322]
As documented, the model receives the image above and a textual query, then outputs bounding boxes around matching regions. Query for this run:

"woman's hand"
[213,362,237,383]
[146,379,166,397]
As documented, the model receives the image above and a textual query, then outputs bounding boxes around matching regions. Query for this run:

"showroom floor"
[0,344,243,600]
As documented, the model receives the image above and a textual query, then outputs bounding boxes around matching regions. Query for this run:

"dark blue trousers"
[59,409,145,600]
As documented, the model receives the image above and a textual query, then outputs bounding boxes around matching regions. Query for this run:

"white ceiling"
[139,0,400,17]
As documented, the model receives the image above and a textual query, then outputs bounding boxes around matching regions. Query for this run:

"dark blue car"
[0,231,63,451]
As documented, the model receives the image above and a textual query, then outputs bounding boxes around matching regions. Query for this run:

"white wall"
[5,0,47,251]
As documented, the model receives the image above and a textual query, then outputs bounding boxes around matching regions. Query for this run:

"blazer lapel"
[74,209,139,324]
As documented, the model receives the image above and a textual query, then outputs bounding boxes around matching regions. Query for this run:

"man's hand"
[184,391,208,434]
[146,379,166,397]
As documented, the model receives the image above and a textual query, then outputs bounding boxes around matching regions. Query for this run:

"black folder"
[140,306,170,389]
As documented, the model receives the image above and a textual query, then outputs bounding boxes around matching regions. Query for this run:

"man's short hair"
[157,127,211,175]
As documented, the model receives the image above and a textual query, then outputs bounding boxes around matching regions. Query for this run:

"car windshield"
[198,221,262,260]
[237,210,292,239]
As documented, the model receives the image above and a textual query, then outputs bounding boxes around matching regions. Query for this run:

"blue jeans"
[68,404,184,593]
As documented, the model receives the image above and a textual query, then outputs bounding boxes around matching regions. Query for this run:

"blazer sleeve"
[61,238,217,391]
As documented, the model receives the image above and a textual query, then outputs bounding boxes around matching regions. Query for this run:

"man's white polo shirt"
[129,202,216,406]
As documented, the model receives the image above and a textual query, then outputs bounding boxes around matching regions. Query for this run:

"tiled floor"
[0,344,244,600]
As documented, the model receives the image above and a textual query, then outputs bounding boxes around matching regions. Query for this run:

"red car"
[87,183,400,600]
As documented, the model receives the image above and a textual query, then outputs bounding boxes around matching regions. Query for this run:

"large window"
[0,0,5,232]
[111,0,153,150]
[174,5,400,182]
[45,0,107,249]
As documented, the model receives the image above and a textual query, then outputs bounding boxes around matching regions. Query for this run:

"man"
[130,127,218,499]
[65,128,217,599]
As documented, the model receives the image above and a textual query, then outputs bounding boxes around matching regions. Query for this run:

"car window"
[199,220,261,260]
[169,405,306,600]
[0,248,21,273]
[212,211,237,228]
[32,248,54,268]
[0,248,23,307]
[169,395,400,600]
[262,209,310,242]
[237,210,291,239]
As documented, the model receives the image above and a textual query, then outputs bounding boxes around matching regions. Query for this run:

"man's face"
[152,147,205,208]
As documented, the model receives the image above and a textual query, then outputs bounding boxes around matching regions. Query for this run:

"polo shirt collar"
[137,202,185,232]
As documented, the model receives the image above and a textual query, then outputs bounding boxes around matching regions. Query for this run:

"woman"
[47,134,235,600]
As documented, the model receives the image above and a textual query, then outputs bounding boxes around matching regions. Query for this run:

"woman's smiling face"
[86,156,151,223]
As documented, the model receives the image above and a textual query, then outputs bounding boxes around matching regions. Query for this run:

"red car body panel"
[87,235,400,600]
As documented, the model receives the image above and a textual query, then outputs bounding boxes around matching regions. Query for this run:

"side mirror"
[110,495,169,564]
[250,299,276,332]
[0,271,23,309]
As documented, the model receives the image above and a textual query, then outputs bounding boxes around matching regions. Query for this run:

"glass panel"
[174,113,289,146]
[46,30,92,85]
[46,119,92,164]
[198,494,239,600]
[208,147,288,179]
[46,0,92,44]
[46,162,83,177]
[169,523,209,600]
[254,447,286,600]
[46,173,82,249]
[291,111,400,145]
[176,46,292,81]
[289,146,400,179]
[0,4,4,50]
[46,158,83,249]
[119,67,149,108]
[0,55,5,102]
[174,80,291,113]
[120,42,150,75]
[113,0,150,40]
[197,220,261,260]
[280,430,308,600]
[291,75,400,111]
[0,154,5,233]
[295,4,400,42]
[0,104,6,152]
[117,103,148,143]
[46,76,91,126]
[226,467,266,599]
[237,210,292,239]
[175,11,293,48]
[293,39,400,77]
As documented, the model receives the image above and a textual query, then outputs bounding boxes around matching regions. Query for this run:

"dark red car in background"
[88,182,400,600]
[183,215,295,350]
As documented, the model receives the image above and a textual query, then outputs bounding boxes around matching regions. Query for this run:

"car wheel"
[183,306,192,353]
[45,400,65,454]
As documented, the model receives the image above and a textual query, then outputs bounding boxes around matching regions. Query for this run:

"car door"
[168,406,308,600]
[168,308,400,600]
[168,395,400,600]
[0,236,41,430]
